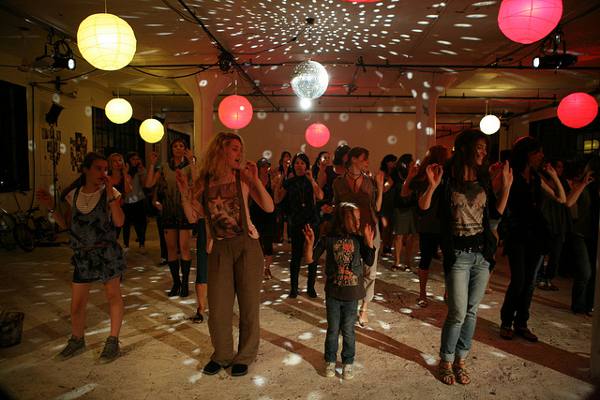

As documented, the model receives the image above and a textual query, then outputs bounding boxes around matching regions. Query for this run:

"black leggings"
[418,232,440,270]
[122,200,148,247]
[500,239,542,328]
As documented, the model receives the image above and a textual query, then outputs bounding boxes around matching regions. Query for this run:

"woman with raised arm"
[499,136,565,343]
[273,152,324,298]
[36,152,126,363]
[332,147,384,327]
[177,131,274,377]
[145,138,195,298]
[419,129,512,385]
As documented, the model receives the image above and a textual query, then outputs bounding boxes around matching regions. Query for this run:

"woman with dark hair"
[499,136,565,342]
[312,151,331,180]
[145,138,196,298]
[274,151,292,243]
[274,152,324,298]
[564,160,596,315]
[333,147,384,326]
[391,153,418,271]
[317,144,351,234]
[122,152,148,254]
[250,157,276,280]
[405,145,449,306]
[37,152,126,363]
[419,129,512,385]
[379,154,398,256]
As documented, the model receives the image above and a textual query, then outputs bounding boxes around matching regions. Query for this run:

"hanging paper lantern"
[305,123,330,148]
[498,0,563,44]
[557,92,598,129]
[479,114,501,135]
[291,60,329,100]
[218,95,253,129]
[105,98,132,124]
[77,13,137,71]
[139,118,164,143]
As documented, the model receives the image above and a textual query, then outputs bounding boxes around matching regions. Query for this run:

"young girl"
[36,152,126,363]
[178,132,273,377]
[419,129,512,385]
[303,202,375,380]
[145,138,195,297]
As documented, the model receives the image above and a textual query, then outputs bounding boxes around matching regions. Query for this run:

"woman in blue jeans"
[419,129,512,385]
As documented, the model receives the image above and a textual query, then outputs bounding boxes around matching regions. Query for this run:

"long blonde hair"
[198,131,244,183]
[108,153,125,175]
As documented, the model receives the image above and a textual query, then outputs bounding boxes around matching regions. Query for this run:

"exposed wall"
[213,111,418,169]
[0,52,150,213]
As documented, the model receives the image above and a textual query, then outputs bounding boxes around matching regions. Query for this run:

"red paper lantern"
[498,0,563,44]
[218,95,253,130]
[557,92,598,129]
[305,123,330,148]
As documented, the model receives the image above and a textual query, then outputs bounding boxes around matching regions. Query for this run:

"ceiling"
[1,0,599,132]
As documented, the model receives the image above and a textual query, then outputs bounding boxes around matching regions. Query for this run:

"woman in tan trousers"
[178,132,274,377]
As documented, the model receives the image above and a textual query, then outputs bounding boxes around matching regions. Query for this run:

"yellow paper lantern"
[77,13,137,71]
[139,118,164,143]
[105,98,133,124]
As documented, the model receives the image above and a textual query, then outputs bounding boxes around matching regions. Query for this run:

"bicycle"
[1,192,57,252]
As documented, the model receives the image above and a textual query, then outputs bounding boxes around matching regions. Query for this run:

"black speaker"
[45,102,63,125]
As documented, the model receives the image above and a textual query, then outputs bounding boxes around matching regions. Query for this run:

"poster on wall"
[70,132,87,172]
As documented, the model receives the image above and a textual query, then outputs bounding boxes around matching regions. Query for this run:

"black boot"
[180,259,191,297]
[167,260,181,297]
[307,262,318,298]
[289,262,300,298]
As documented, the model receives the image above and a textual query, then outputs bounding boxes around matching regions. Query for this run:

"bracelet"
[48,208,55,214]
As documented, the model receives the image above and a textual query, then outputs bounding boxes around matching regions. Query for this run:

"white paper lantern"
[77,13,137,71]
[290,60,329,100]
[105,98,133,124]
[479,114,501,135]
[139,118,164,143]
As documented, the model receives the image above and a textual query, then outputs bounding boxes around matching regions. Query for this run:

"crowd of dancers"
[35,128,599,384]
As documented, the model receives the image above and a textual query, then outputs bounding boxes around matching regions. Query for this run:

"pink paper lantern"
[305,123,330,148]
[557,92,598,129]
[218,95,253,130]
[498,0,563,44]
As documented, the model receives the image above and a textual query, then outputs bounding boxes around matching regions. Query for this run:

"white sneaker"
[324,362,336,378]
[342,364,354,380]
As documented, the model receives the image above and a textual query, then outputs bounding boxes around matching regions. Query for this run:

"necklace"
[346,171,363,192]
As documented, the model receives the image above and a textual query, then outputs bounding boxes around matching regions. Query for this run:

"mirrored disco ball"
[290,60,329,100]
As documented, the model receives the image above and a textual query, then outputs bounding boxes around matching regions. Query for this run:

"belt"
[455,245,484,253]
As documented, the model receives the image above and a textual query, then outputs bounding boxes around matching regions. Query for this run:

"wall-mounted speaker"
[45,102,63,125]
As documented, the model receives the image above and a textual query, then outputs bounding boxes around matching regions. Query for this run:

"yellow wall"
[213,111,418,169]
[0,52,150,213]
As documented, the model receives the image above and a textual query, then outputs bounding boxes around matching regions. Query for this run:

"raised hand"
[375,170,385,189]
[148,152,159,166]
[407,161,419,181]
[363,223,375,247]
[544,163,558,178]
[502,161,513,189]
[175,169,190,198]
[303,224,315,244]
[426,163,443,188]
[184,149,194,163]
[241,161,259,185]
[35,188,53,208]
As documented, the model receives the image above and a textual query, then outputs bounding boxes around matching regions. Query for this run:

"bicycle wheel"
[14,223,35,252]
[34,216,57,242]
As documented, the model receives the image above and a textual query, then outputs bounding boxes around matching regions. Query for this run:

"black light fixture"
[532,27,577,70]
[52,39,76,70]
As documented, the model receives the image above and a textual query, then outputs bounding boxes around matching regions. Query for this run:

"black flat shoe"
[190,309,204,323]
[231,363,248,377]
[515,327,538,342]
[307,288,317,298]
[288,291,298,299]
[202,360,223,375]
